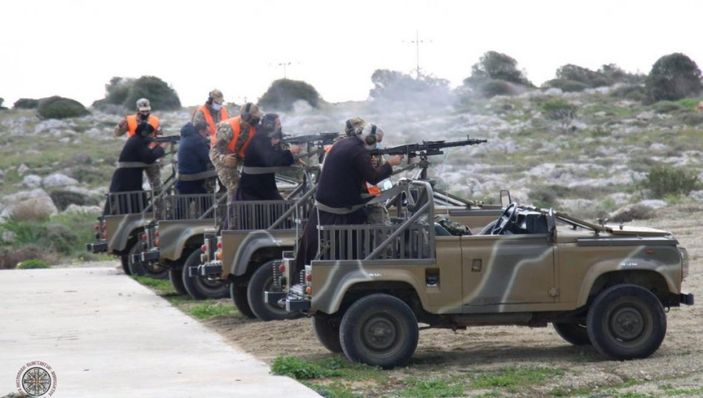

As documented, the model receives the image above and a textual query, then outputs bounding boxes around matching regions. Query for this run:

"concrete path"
[0,266,318,398]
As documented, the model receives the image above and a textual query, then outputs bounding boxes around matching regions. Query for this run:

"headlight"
[680,247,689,281]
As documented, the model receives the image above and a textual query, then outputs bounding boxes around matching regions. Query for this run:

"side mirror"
[499,190,512,208]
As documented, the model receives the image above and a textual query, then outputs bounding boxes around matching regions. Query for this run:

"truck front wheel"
[312,313,342,353]
[339,293,418,368]
[247,261,302,321]
[587,284,666,360]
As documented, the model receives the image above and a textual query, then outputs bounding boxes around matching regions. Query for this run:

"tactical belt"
[178,169,218,181]
[116,161,150,169]
[314,184,405,215]
[241,166,298,175]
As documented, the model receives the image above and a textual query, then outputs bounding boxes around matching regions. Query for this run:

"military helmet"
[240,102,263,122]
[208,89,224,103]
[344,117,366,136]
[136,98,151,112]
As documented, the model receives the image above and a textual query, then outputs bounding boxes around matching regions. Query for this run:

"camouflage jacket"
[209,117,254,166]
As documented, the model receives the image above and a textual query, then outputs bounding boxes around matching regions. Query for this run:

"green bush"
[465,51,533,88]
[37,96,89,119]
[13,98,39,109]
[49,190,93,211]
[123,76,181,111]
[259,78,321,111]
[653,100,684,114]
[645,53,703,103]
[543,79,589,93]
[539,98,577,129]
[681,111,703,126]
[529,185,561,208]
[479,79,517,98]
[610,84,646,101]
[270,356,341,380]
[104,76,133,106]
[17,258,49,269]
[0,245,46,269]
[642,166,699,198]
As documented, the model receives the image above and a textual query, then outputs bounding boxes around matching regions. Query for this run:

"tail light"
[214,237,223,261]
[140,233,147,241]
[217,241,223,249]
[216,251,222,260]
[304,264,312,297]
[100,220,107,240]
[200,244,207,253]
[278,263,286,273]
[155,230,160,238]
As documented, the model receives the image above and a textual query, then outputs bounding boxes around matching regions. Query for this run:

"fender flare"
[230,230,293,277]
[109,215,150,253]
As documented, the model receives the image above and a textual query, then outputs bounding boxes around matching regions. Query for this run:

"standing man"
[236,113,300,201]
[114,98,163,193]
[294,122,403,271]
[209,102,262,204]
[192,89,229,141]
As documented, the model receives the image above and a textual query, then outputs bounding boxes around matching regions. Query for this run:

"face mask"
[211,103,222,111]
[249,117,260,126]
[139,112,149,121]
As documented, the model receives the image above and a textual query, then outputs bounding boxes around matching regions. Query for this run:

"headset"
[364,124,378,146]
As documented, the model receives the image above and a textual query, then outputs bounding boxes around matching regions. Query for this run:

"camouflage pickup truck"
[86,189,162,275]
[268,179,694,368]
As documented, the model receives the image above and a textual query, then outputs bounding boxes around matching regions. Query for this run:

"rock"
[0,189,58,221]
[63,204,102,215]
[17,163,29,175]
[42,173,78,189]
[609,203,656,222]
[49,189,94,211]
[22,174,42,188]
[636,111,655,121]
[689,190,703,202]
[638,199,667,209]
[34,118,68,133]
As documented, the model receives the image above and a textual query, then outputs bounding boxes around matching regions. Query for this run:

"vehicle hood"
[606,225,671,237]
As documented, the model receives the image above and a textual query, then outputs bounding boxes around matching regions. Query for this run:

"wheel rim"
[609,306,646,342]
[362,315,398,352]
[262,275,287,314]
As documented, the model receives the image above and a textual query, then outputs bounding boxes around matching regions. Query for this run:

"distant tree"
[104,77,134,106]
[464,51,533,88]
[0,98,5,110]
[37,96,89,119]
[556,64,610,87]
[258,78,321,111]
[645,53,703,103]
[369,69,450,102]
[13,98,39,109]
[93,76,181,111]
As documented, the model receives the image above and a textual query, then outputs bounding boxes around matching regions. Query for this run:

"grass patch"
[16,258,49,269]
[188,301,237,319]
[304,382,359,398]
[472,367,564,391]
[132,275,175,295]
[660,385,703,396]
[400,377,464,398]
[272,356,343,380]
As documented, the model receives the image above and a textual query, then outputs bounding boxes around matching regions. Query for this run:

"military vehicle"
[267,179,694,368]
[197,137,497,321]
[86,135,180,275]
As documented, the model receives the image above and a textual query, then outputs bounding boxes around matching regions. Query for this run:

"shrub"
[653,100,684,114]
[543,79,589,93]
[642,166,699,198]
[123,76,181,111]
[37,96,89,119]
[645,53,703,103]
[104,76,133,106]
[610,84,646,101]
[45,223,79,254]
[17,258,49,269]
[258,78,321,111]
[0,97,4,109]
[50,190,92,211]
[271,356,341,380]
[681,111,703,126]
[539,98,577,130]
[0,245,45,269]
[529,185,561,208]
[13,98,39,109]
[480,79,517,98]
[465,51,533,88]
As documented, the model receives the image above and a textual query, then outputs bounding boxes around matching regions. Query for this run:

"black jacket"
[237,134,295,200]
[108,134,165,192]
[176,123,212,194]
[315,136,392,208]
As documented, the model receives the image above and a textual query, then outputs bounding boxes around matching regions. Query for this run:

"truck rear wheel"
[120,255,132,275]
[169,267,188,295]
[230,278,256,319]
[339,293,418,368]
[553,322,590,346]
[247,261,302,321]
[313,313,342,353]
[587,284,666,360]
[126,243,146,276]
[181,250,229,300]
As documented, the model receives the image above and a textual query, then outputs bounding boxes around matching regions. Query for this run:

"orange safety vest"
[213,116,256,158]
[196,105,229,138]
[126,114,160,137]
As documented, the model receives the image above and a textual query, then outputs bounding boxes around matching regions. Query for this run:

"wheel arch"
[582,270,675,306]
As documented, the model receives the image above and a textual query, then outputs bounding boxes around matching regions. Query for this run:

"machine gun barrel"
[282,132,339,145]
[369,136,487,158]
[151,135,181,144]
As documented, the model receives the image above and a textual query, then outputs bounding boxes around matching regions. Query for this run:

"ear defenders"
[364,124,378,146]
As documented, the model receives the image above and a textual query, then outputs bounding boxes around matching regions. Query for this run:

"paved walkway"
[0,266,318,398]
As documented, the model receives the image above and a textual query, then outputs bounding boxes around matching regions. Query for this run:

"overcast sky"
[1,0,701,107]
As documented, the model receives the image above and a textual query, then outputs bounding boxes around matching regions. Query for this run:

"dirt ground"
[205,205,703,397]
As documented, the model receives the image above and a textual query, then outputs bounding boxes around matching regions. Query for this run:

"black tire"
[587,284,667,360]
[169,267,188,295]
[247,261,302,321]
[230,278,256,319]
[126,242,146,276]
[181,249,229,300]
[313,313,343,353]
[553,322,591,346]
[339,293,419,368]
[120,255,132,275]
